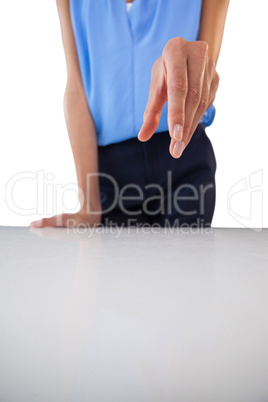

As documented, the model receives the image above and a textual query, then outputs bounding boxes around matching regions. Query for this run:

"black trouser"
[97,123,217,228]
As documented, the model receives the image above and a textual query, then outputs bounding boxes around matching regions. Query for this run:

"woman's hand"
[137,37,220,158]
[30,206,102,228]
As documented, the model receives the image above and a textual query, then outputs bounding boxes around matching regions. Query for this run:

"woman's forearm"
[63,88,101,212]
[198,0,230,64]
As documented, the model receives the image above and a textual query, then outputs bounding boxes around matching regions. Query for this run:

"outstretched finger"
[164,37,188,147]
[182,41,207,144]
[138,58,167,142]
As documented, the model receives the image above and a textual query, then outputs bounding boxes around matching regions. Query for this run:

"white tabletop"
[0,227,268,402]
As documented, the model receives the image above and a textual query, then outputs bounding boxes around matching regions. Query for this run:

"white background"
[0,0,267,228]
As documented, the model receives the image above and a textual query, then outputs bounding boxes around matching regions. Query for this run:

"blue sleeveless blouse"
[70,0,216,146]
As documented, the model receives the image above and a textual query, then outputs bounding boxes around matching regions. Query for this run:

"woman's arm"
[31,0,101,227]
[57,0,101,214]
[198,0,230,64]
[138,0,230,159]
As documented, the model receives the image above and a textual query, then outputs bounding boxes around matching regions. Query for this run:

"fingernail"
[173,141,185,158]
[173,124,183,141]
[30,220,42,227]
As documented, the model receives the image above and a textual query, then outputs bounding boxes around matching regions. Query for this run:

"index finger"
[163,37,188,143]
[138,58,167,142]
